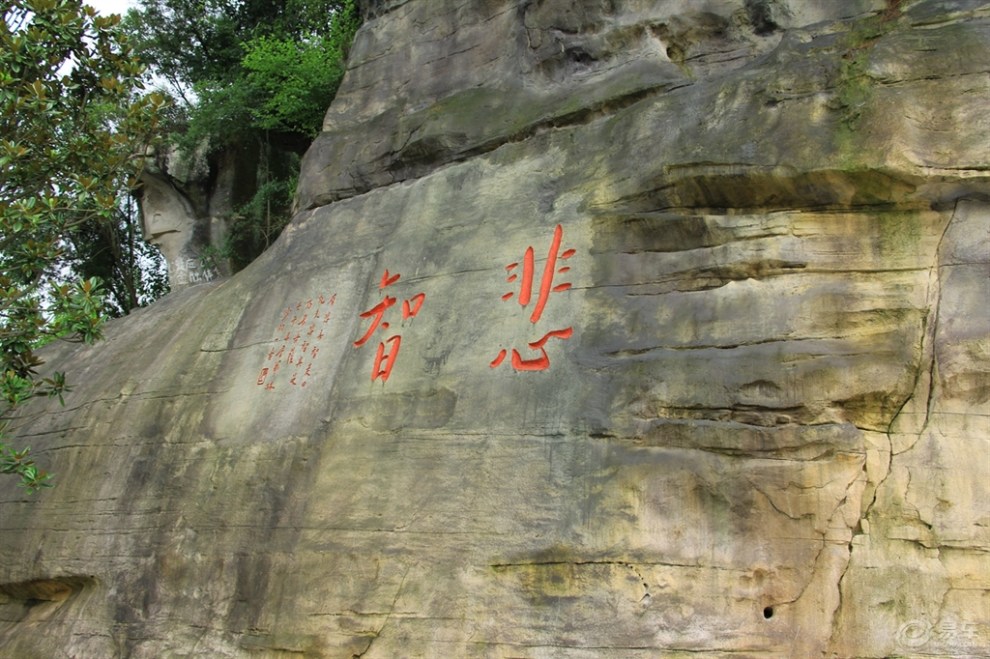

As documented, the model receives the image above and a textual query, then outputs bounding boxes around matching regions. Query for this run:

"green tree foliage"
[0,0,164,491]
[126,0,357,92]
[241,31,352,137]
[125,0,359,266]
[67,195,170,317]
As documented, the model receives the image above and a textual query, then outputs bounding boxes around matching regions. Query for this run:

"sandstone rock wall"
[0,1,987,657]
[138,145,243,289]
[138,141,270,289]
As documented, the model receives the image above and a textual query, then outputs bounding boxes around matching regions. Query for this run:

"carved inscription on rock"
[491,223,575,372]
[353,269,427,382]
[256,293,337,390]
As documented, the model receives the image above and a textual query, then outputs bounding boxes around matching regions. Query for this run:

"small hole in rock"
[763,606,774,619]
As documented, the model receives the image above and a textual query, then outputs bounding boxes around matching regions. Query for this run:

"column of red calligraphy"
[256,293,336,390]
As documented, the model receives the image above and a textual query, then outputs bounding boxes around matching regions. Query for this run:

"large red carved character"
[354,270,426,382]
[492,224,575,372]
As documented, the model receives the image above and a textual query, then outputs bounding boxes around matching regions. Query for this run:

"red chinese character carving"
[492,224,575,372]
[258,291,337,390]
[353,296,397,348]
[501,223,574,323]
[489,328,574,371]
[380,269,401,288]
[370,335,402,382]
[354,270,426,383]
[402,293,425,319]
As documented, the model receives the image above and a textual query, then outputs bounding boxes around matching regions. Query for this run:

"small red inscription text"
[256,293,336,391]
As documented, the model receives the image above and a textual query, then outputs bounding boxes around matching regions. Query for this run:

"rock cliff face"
[1,1,987,657]
[137,142,269,289]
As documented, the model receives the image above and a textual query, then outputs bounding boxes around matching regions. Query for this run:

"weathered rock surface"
[1,1,988,657]
[137,144,254,289]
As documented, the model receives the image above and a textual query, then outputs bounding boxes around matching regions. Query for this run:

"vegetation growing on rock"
[1,0,164,490]
[124,0,360,269]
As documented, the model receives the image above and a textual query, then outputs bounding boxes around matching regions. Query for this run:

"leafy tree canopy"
[1,0,164,491]
[124,0,359,269]
[127,0,358,145]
